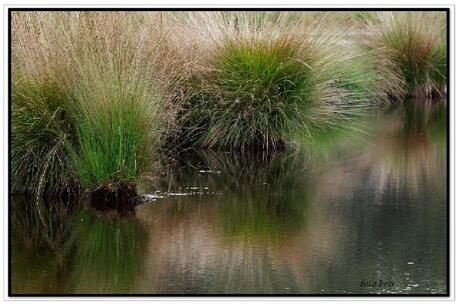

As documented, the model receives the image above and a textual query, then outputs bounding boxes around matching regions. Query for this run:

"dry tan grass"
[11,12,185,195]
[165,12,379,150]
[359,11,447,98]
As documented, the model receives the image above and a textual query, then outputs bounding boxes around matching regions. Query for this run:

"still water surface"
[11,99,447,295]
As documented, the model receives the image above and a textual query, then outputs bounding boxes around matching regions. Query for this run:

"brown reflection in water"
[135,200,343,293]
[10,197,81,294]
[10,99,447,294]
[135,151,344,293]
[370,99,446,199]
[312,99,446,203]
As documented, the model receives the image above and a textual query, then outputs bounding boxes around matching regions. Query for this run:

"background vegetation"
[11,11,447,199]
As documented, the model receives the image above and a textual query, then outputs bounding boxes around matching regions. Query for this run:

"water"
[10,99,447,295]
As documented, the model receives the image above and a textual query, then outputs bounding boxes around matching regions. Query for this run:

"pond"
[10,99,448,295]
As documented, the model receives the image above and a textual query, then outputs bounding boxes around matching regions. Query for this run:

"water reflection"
[11,100,447,294]
[135,151,329,294]
[63,210,147,293]
[11,197,80,293]
[11,199,146,294]
[304,98,447,294]
[158,151,313,241]
[370,99,447,199]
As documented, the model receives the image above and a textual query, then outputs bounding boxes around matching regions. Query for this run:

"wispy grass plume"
[11,13,80,199]
[11,12,178,197]
[169,12,378,151]
[360,11,447,98]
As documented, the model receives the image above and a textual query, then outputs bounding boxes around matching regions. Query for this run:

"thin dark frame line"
[7,8,451,11]
[7,6,451,298]
[8,7,12,299]
[446,5,451,298]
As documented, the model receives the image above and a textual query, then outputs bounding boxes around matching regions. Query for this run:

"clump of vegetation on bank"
[360,12,447,98]
[11,13,79,199]
[11,75,78,200]
[11,12,179,199]
[172,12,380,151]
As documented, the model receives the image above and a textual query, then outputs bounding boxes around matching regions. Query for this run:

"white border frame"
[1,2,455,304]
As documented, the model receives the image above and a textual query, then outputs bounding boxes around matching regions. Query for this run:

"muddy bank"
[89,183,138,212]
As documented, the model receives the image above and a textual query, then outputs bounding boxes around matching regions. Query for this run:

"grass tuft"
[11,12,177,197]
[11,74,78,199]
[200,38,315,149]
[173,12,378,151]
[360,12,447,97]
[70,69,160,190]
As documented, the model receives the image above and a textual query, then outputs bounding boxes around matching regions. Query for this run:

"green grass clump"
[361,12,447,97]
[199,39,315,149]
[175,12,377,151]
[11,75,78,199]
[12,12,175,197]
[70,70,159,190]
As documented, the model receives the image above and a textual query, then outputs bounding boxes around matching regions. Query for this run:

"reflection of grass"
[372,99,446,195]
[157,149,312,192]
[64,210,147,293]
[425,100,448,147]
[156,150,314,241]
[11,196,80,294]
[198,150,310,187]
[219,190,308,242]
[11,198,147,294]
[11,196,80,251]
